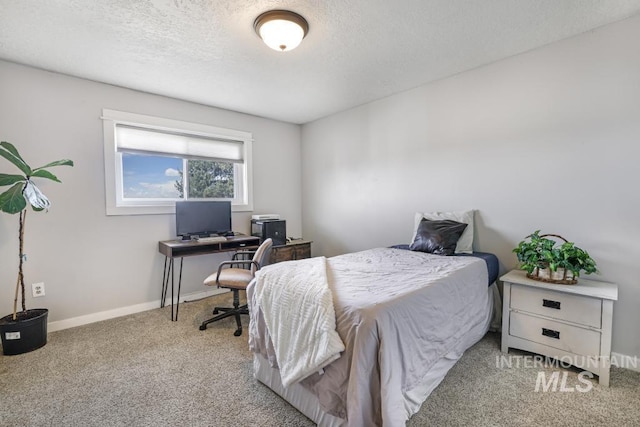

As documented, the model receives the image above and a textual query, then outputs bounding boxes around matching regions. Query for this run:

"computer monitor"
[175,201,232,239]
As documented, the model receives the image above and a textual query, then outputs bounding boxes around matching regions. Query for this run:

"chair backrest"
[251,238,273,274]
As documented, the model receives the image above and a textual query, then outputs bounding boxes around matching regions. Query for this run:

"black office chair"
[199,238,273,336]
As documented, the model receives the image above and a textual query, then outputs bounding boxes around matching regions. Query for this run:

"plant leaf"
[0,142,31,175]
[0,174,26,187]
[30,169,61,182]
[33,159,74,170]
[0,182,27,214]
[0,141,23,160]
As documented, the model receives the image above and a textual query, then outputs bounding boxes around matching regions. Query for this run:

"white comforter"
[250,256,345,387]
[249,248,491,426]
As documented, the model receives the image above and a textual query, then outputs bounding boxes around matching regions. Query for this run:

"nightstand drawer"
[511,284,602,328]
[510,311,601,356]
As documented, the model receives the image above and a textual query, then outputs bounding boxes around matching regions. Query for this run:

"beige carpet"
[1,295,639,426]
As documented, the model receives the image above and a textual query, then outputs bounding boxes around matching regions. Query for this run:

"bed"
[247,244,499,427]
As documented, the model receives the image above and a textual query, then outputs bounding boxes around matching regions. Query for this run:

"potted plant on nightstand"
[0,141,73,355]
[513,230,598,284]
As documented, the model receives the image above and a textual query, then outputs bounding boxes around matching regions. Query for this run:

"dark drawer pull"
[542,328,560,339]
[542,299,561,310]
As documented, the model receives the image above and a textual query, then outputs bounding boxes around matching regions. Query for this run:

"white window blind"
[115,125,244,163]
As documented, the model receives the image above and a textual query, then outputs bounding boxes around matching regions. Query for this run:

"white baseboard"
[611,352,640,373]
[48,288,229,333]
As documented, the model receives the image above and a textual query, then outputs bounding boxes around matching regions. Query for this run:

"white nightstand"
[501,270,618,386]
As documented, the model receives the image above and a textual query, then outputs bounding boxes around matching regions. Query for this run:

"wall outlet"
[32,282,45,297]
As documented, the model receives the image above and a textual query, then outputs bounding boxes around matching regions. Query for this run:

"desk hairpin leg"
[160,256,183,321]
[175,258,183,321]
[161,257,170,308]
[171,259,174,320]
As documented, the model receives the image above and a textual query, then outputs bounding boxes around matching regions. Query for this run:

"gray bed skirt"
[253,282,500,426]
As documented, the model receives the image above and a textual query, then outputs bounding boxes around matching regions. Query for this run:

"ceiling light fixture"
[254,10,309,52]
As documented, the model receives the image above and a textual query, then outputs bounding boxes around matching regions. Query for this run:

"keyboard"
[196,236,228,243]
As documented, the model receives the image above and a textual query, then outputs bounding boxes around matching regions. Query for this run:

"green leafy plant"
[0,141,73,320]
[513,230,598,279]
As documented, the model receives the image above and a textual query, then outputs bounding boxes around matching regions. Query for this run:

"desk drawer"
[510,284,601,328]
[509,311,601,356]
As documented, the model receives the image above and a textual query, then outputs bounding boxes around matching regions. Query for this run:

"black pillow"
[409,219,468,256]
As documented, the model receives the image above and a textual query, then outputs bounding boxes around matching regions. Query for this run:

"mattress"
[248,247,494,426]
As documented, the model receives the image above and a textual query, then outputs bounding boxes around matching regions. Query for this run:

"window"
[102,109,253,215]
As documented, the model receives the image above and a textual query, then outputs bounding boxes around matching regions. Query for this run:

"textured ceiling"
[1,1,639,124]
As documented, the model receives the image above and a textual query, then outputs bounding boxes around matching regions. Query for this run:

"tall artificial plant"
[0,141,73,320]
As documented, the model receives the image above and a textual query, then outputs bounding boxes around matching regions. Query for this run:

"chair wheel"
[199,324,207,331]
[213,309,219,314]
[234,328,242,337]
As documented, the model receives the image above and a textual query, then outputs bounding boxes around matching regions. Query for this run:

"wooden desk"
[158,235,260,321]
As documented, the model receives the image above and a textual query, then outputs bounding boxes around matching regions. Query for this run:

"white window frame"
[102,109,253,215]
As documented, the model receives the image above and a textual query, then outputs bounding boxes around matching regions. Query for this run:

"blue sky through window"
[122,153,182,198]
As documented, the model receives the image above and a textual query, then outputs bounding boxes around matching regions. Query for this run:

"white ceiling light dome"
[254,10,309,52]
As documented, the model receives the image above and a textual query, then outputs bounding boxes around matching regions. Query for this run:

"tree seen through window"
[175,159,234,199]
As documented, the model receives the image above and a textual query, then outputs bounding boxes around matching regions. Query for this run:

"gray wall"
[301,15,640,357]
[0,60,302,323]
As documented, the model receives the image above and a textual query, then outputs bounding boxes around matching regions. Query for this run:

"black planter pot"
[0,308,48,356]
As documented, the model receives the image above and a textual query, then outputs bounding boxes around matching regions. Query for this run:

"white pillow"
[411,210,475,254]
